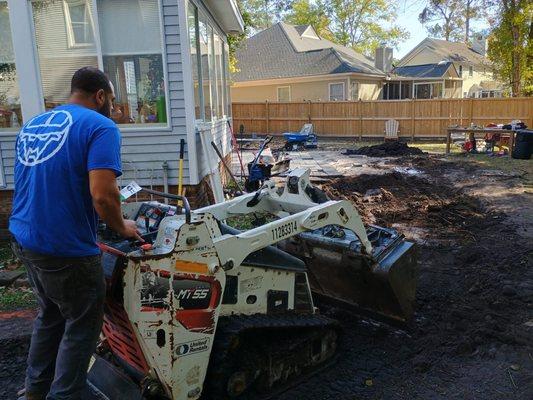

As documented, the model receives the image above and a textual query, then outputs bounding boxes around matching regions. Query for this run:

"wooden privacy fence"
[231,97,533,139]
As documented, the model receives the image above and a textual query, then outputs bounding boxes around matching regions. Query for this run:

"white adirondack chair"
[384,119,399,141]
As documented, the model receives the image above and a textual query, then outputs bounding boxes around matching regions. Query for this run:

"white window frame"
[458,65,463,77]
[329,82,345,101]
[186,1,231,123]
[277,86,291,102]
[23,0,171,132]
[468,66,473,77]
[63,0,95,48]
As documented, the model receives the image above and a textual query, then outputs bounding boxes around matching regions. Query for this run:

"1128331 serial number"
[271,221,298,240]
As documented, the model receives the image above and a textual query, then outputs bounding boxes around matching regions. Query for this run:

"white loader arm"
[212,198,373,270]
[195,169,372,270]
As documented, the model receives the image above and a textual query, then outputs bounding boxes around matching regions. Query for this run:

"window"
[329,82,345,101]
[64,0,94,47]
[469,66,473,77]
[458,65,463,77]
[97,0,167,125]
[214,33,225,118]
[0,1,22,130]
[198,15,212,121]
[188,3,202,119]
[31,0,167,126]
[350,81,359,101]
[223,42,231,117]
[187,4,231,122]
[277,86,291,102]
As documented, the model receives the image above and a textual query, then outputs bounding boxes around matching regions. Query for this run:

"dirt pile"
[322,171,485,234]
[344,141,424,157]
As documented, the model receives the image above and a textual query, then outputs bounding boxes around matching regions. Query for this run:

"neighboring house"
[231,23,386,102]
[394,36,503,98]
[383,61,463,100]
[0,0,243,218]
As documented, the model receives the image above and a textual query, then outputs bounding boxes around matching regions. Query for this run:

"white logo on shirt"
[17,110,73,166]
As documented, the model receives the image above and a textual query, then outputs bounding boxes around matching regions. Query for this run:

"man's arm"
[89,169,142,241]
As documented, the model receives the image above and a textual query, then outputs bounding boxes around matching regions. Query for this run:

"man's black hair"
[71,67,112,95]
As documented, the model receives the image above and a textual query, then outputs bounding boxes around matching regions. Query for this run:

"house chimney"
[471,34,487,56]
[375,45,393,73]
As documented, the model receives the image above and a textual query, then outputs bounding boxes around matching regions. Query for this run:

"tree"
[284,0,334,41]
[322,0,409,56]
[418,0,465,41]
[486,0,532,96]
[239,0,293,32]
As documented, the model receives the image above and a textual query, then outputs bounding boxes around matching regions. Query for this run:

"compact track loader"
[87,169,417,400]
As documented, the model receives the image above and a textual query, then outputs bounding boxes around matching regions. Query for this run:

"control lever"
[144,215,150,233]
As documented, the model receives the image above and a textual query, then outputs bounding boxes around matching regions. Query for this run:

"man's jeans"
[12,242,105,400]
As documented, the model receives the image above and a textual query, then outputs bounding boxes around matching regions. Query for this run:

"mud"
[1,156,531,400]
[344,141,425,157]
[278,156,533,400]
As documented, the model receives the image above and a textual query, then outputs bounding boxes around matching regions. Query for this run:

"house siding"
[231,77,381,102]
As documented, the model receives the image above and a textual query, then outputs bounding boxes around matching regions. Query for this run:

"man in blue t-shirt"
[10,67,142,400]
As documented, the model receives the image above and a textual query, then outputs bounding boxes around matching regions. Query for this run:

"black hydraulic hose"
[140,188,191,224]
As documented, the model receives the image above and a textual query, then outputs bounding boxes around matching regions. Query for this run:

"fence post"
[359,99,363,140]
[468,98,474,126]
[308,100,312,123]
[411,99,415,141]
[265,100,269,134]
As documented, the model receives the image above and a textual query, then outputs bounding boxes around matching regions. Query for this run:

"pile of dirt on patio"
[344,141,424,157]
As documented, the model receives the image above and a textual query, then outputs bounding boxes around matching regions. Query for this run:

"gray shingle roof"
[233,22,385,82]
[392,62,455,78]
[401,38,488,67]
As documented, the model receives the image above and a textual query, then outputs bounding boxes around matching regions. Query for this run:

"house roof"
[399,37,488,67]
[233,22,385,82]
[392,62,457,78]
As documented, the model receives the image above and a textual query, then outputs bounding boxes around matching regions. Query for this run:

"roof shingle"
[233,22,385,82]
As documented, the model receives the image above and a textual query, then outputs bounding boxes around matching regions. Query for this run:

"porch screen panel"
[32,0,98,108]
[187,2,201,120]
[0,1,22,129]
[97,0,166,125]
[214,33,224,118]
[198,14,212,121]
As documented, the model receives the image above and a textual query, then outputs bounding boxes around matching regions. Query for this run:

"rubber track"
[203,313,340,400]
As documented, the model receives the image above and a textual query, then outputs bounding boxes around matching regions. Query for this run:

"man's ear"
[95,89,105,108]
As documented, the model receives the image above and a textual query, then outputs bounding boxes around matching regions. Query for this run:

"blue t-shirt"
[9,104,122,257]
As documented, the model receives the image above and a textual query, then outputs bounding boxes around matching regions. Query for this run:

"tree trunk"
[465,0,470,43]
[511,25,521,96]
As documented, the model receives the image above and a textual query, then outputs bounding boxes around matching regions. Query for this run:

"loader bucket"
[279,225,417,323]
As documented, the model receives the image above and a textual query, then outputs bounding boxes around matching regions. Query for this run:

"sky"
[395,0,490,58]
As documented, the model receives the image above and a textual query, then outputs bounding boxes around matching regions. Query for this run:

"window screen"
[329,83,344,101]
[277,86,290,102]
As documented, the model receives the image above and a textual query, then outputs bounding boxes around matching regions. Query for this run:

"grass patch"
[0,286,36,311]
[451,153,533,187]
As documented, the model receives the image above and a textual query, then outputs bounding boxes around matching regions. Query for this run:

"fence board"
[232,98,533,138]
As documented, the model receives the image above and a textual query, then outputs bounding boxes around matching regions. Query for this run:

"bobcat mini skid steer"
[88,169,417,400]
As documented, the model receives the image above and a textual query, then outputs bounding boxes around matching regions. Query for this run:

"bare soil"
[1,154,531,400]
[278,155,533,400]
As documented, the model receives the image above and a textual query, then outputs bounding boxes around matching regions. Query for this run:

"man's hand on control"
[119,219,144,242]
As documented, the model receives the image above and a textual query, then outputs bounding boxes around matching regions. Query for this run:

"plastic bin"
[512,129,532,160]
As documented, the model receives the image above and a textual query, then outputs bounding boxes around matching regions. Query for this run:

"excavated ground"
[1,154,531,400]
[278,156,533,400]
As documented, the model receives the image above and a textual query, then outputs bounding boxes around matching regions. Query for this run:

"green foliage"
[0,287,36,311]
[418,0,486,42]
[486,0,532,96]
[285,0,334,41]
[322,0,409,56]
